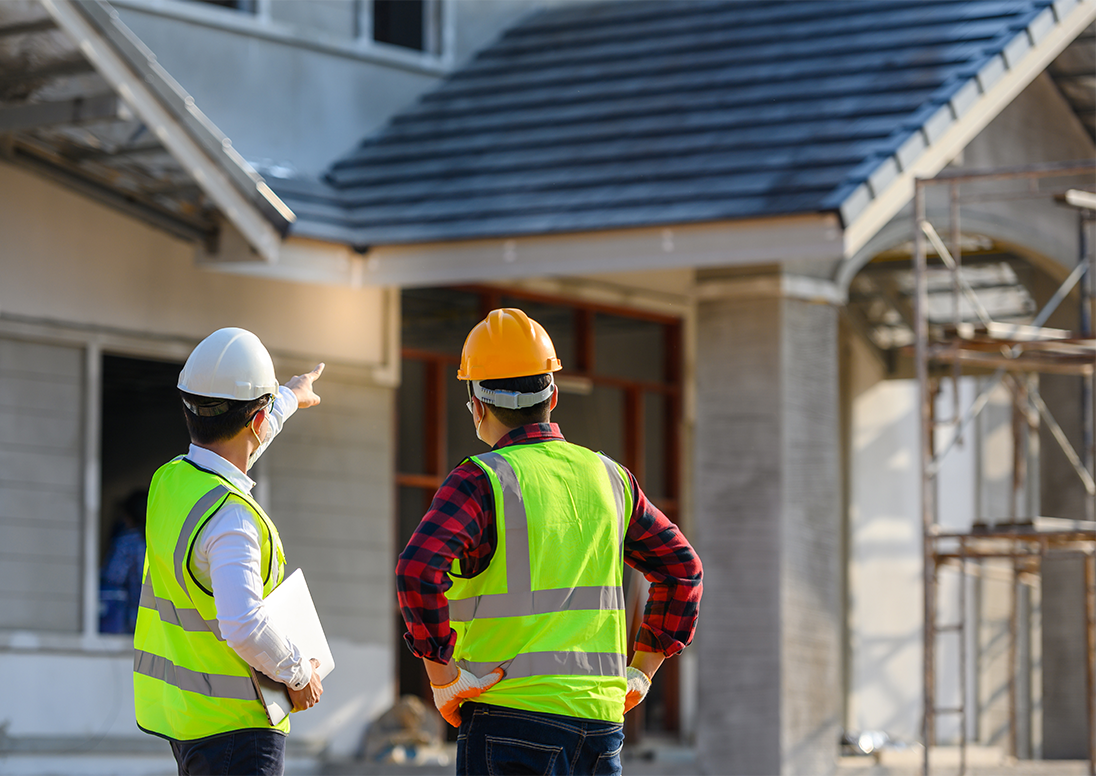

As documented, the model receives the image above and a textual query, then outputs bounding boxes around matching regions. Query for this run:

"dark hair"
[474,373,553,428]
[180,391,270,445]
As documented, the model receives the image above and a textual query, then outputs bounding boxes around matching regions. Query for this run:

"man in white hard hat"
[133,327,325,776]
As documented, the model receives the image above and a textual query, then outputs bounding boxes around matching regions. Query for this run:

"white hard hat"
[178,327,277,401]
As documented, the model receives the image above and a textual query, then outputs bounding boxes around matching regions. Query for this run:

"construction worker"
[396,308,703,776]
[133,327,325,776]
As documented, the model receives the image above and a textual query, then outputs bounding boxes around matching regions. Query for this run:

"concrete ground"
[317,749,1087,776]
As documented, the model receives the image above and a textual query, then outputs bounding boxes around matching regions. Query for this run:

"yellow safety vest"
[133,457,288,740]
[448,440,633,723]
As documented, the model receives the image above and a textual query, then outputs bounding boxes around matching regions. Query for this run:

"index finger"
[309,363,325,380]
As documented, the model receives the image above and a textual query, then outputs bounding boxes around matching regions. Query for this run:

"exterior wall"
[0,157,396,759]
[0,339,83,632]
[694,283,841,776]
[0,162,387,363]
[846,338,922,743]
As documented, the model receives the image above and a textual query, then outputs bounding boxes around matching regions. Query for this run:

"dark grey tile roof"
[273,0,1080,247]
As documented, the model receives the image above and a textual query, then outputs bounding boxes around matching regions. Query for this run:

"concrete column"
[693,276,842,775]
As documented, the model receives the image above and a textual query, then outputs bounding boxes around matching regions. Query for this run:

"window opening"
[183,0,257,12]
[99,354,188,634]
[374,0,425,51]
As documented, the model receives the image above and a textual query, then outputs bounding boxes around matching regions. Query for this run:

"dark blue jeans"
[169,729,286,776]
[457,702,624,776]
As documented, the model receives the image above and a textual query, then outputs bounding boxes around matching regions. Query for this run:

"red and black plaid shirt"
[395,423,703,665]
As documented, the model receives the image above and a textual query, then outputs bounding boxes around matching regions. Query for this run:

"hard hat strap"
[181,396,233,417]
[472,376,555,410]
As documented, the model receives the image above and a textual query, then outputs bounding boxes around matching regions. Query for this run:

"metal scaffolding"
[914,160,1096,776]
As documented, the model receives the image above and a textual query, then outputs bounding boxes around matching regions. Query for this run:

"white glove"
[431,667,504,727]
[624,666,651,713]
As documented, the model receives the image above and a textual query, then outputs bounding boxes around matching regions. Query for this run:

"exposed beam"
[0,18,57,38]
[0,92,120,132]
[0,58,95,90]
[63,137,161,161]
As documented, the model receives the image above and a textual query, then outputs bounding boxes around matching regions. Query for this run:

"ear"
[548,383,559,411]
[250,407,266,429]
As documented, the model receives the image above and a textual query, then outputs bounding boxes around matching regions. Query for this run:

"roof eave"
[837,0,1096,260]
[326,212,845,289]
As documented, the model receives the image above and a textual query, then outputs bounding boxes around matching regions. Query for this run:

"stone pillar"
[693,276,842,775]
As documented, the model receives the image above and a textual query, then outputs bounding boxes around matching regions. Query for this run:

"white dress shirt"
[186,385,312,691]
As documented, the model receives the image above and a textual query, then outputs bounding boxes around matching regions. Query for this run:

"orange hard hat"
[457,308,562,381]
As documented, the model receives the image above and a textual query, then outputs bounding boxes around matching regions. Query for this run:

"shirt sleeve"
[394,462,494,665]
[194,503,313,690]
[623,472,704,656]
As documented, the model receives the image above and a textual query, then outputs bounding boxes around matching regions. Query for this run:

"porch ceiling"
[1048,21,1096,141]
[0,0,292,258]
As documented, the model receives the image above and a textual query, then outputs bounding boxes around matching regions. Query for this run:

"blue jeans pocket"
[485,736,564,776]
[592,739,623,776]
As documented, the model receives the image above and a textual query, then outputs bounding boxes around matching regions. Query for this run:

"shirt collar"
[185,444,255,494]
[493,422,565,450]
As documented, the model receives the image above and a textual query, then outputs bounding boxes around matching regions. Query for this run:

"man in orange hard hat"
[396,308,703,776]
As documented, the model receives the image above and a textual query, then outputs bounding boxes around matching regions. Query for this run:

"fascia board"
[840,0,1096,261]
[340,214,843,289]
[41,0,286,262]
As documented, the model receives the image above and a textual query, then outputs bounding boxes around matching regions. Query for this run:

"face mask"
[466,399,488,444]
[246,412,270,471]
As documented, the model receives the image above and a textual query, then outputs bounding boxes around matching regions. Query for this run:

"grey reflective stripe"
[476,452,531,595]
[459,651,626,680]
[139,581,223,639]
[596,454,628,554]
[133,649,258,701]
[172,485,230,595]
[449,584,625,621]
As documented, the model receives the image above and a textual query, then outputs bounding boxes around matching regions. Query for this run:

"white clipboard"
[248,568,335,725]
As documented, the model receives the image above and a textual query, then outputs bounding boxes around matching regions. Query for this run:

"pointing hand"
[286,363,325,409]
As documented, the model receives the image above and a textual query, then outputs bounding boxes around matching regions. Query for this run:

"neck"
[194,435,253,475]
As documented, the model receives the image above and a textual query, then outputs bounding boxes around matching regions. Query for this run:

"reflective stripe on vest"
[139,575,223,639]
[461,651,627,681]
[134,649,256,700]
